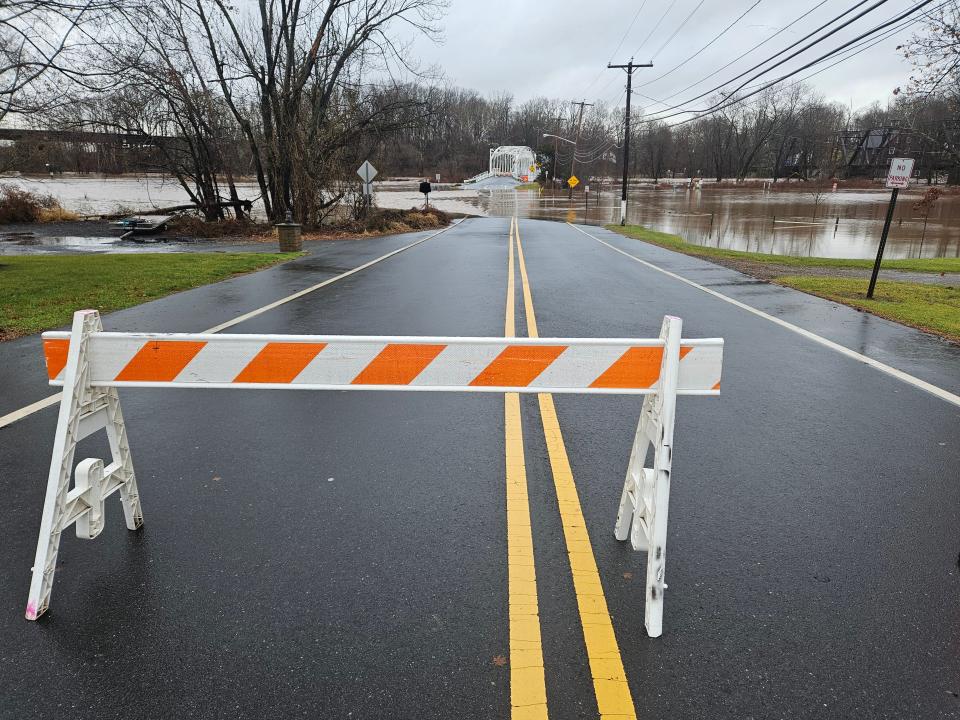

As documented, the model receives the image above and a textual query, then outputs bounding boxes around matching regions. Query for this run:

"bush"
[0,185,76,223]
[167,214,267,238]
[0,186,46,223]
[38,205,80,222]
[342,207,449,234]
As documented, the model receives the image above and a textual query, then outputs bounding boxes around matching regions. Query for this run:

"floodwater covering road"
[493,184,960,259]
[5,174,960,259]
[0,218,958,719]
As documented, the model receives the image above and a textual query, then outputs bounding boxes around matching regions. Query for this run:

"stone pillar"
[275,211,302,252]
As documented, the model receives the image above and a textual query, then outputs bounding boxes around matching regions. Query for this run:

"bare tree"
[899,1,960,183]
[0,0,116,121]
[185,0,447,223]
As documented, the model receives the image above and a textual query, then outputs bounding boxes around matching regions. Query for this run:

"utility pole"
[569,99,593,197]
[551,111,564,187]
[608,58,653,225]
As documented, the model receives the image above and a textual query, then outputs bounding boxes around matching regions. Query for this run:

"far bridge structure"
[833,124,959,183]
[464,146,539,185]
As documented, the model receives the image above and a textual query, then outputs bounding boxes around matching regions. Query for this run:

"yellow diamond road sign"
[567,175,579,188]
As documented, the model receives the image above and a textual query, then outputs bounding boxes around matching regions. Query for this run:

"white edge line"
[567,222,960,409]
[204,222,460,333]
[0,394,63,427]
[0,221,462,429]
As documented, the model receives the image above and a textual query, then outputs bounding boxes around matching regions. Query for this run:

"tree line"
[2,1,957,225]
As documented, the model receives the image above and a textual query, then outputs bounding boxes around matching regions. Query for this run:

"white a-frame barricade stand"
[27,310,722,637]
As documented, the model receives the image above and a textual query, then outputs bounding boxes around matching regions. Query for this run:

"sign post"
[868,158,914,299]
[356,161,378,216]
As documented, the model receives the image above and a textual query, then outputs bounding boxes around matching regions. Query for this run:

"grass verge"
[513,183,542,191]
[0,252,300,340]
[776,276,960,342]
[606,224,960,273]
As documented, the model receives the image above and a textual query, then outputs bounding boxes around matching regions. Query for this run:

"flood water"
[481,185,960,260]
[5,175,959,259]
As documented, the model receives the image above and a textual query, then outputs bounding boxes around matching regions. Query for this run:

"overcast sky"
[407,0,924,117]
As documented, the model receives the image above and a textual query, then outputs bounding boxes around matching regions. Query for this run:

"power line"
[638,0,947,108]
[639,4,943,133]
[648,0,834,102]
[767,1,950,93]
[636,0,765,90]
[651,0,707,61]
[632,0,679,59]
[580,1,649,98]
[639,0,896,122]
[664,0,939,127]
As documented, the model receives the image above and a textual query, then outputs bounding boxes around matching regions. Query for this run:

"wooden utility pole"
[608,58,653,225]
[569,100,593,197]
[551,111,564,187]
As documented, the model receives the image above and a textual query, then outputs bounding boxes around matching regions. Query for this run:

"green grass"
[513,183,542,191]
[0,252,300,339]
[775,276,960,341]
[607,224,960,273]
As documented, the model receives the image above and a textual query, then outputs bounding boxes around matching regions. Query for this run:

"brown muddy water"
[479,185,960,260]
[5,175,959,259]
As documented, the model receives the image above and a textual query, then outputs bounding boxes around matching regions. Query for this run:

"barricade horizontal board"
[42,331,723,394]
[28,309,724,639]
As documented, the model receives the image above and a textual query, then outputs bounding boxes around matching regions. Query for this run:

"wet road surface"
[1,218,958,719]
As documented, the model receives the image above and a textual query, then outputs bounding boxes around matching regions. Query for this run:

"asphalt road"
[1,218,958,719]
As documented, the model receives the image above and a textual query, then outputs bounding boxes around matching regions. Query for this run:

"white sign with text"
[885,157,914,189]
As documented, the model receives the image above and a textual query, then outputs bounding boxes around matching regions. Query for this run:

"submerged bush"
[0,185,76,223]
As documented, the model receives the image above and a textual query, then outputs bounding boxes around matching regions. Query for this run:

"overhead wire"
[632,0,680,59]
[635,0,765,90]
[648,0,834,103]
[769,0,951,91]
[636,0,948,109]
[580,1,649,98]
[603,0,833,109]
[661,0,939,127]
[650,0,707,61]
[642,0,892,119]
[627,1,946,131]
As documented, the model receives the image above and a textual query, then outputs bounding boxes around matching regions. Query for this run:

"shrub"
[0,185,75,223]
[167,214,268,238]
[38,205,80,222]
[334,207,447,235]
[0,186,45,223]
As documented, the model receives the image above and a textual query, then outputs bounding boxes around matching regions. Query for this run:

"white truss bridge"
[464,146,539,185]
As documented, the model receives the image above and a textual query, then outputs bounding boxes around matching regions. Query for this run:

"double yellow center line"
[505,217,637,719]
[505,218,550,719]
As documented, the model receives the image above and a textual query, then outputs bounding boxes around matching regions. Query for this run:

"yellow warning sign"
[567,175,579,188]
[529,164,537,173]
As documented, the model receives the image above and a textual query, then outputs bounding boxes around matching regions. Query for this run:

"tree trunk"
[948,164,960,186]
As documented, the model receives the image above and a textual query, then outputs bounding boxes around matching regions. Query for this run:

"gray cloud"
[406,0,920,115]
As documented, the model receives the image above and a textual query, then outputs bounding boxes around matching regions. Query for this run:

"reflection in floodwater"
[0,234,189,255]
[479,186,960,260]
[4,175,958,260]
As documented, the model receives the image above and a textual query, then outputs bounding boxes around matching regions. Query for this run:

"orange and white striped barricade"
[28,310,722,636]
